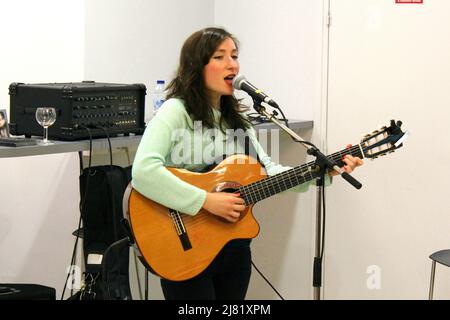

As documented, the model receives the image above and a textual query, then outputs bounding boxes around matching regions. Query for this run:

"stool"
[429,249,450,299]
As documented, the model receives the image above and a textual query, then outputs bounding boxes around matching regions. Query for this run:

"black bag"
[77,165,132,300]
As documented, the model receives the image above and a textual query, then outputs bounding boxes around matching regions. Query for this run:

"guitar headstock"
[360,120,409,159]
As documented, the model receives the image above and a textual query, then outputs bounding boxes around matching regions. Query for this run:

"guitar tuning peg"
[396,120,403,128]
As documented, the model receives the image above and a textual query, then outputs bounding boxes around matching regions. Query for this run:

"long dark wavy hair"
[166,27,251,132]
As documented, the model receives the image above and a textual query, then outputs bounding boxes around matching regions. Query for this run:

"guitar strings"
[240,146,361,200]
[239,145,365,204]
[170,211,187,235]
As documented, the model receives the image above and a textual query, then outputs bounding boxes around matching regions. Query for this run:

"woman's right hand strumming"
[202,192,246,223]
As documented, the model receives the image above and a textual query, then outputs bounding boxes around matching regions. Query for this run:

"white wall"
[215,0,323,121]
[0,0,85,297]
[85,0,215,117]
[0,0,85,107]
[325,0,450,299]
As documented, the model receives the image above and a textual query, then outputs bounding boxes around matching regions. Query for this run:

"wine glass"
[35,107,57,145]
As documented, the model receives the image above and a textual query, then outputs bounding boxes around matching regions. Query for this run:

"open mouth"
[224,75,235,85]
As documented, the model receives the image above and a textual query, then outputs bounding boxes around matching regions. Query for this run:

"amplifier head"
[9,81,147,140]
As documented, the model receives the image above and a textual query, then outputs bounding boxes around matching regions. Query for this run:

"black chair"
[428,249,450,299]
[100,237,133,300]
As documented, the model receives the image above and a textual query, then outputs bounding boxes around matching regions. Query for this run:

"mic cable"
[61,126,94,300]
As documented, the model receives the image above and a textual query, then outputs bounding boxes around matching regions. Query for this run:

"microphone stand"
[251,101,362,300]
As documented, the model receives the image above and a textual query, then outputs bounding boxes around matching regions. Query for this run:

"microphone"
[232,74,279,108]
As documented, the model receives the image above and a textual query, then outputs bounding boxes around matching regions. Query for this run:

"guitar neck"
[239,144,364,205]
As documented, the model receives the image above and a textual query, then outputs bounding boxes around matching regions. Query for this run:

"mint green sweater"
[132,98,320,216]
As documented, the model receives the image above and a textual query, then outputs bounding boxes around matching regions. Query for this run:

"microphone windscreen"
[232,74,247,90]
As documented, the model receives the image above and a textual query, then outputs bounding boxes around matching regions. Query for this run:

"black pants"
[160,239,252,300]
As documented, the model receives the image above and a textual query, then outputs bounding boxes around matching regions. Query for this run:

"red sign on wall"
[395,0,423,3]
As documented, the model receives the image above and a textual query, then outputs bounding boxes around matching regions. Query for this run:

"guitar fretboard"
[238,144,364,205]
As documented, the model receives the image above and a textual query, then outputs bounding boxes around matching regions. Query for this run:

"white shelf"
[0,120,313,158]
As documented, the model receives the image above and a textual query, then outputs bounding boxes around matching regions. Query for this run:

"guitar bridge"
[169,209,192,251]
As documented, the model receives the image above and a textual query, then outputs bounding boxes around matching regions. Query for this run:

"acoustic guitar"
[123,120,408,281]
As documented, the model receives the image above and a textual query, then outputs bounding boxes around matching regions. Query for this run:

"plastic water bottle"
[152,80,166,117]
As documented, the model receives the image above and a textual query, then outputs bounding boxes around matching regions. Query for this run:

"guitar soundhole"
[212,181,241,193]
[222,187,238,193]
